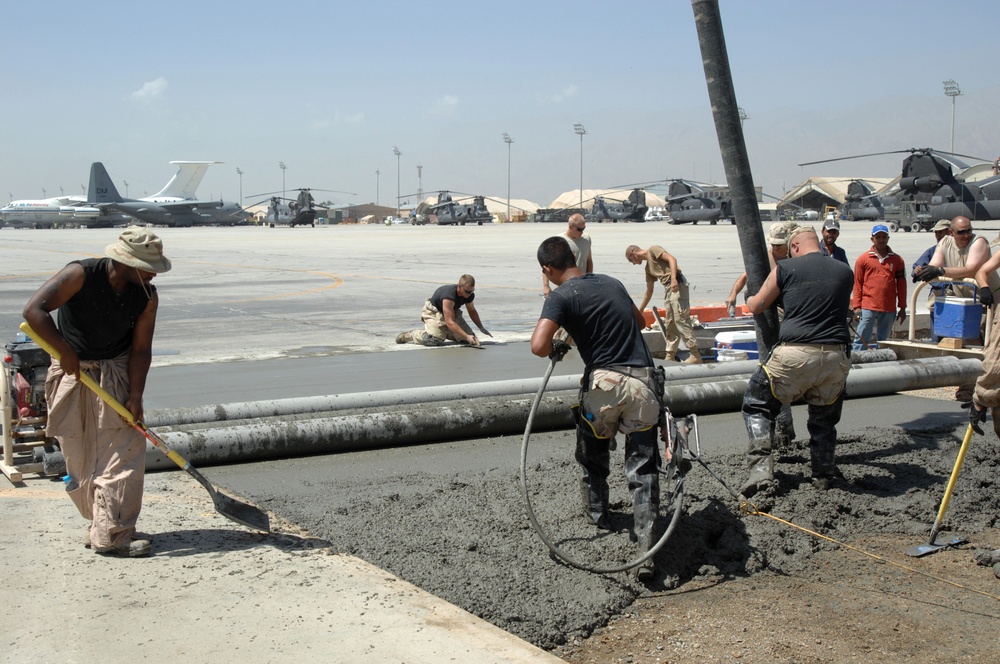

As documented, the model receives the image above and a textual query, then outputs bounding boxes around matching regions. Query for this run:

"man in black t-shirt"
[531,236,661,581]
[396,274,492,347]
[740,227,853,501]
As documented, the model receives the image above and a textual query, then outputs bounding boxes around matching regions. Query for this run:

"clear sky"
[3,0,999,209]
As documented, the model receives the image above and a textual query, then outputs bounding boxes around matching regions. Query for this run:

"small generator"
[1,336,63,483]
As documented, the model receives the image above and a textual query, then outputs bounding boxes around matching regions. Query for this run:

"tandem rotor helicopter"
[408,190,535,226]
[798,148,1000,232]
[247,187,356,227]
[583,188,650,223]
[606,179,736,225]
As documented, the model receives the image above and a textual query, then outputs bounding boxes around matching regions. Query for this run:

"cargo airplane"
[0,161,233,228]
[83,162,249,227]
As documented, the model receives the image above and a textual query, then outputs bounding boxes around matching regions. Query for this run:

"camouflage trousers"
[580,368,660,440]
[973,316,1000,435]
[398,299,474,345]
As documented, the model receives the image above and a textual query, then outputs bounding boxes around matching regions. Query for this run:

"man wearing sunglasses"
[396,275,492,347]
[915,215,1000,400]
[542,213,593,297]
[915,216,1000,300]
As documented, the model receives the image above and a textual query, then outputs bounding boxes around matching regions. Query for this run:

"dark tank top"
[57,258,152,360]
[776,252,852,345]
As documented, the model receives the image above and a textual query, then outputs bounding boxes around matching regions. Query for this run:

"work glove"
[962,400,987,435]
[915,265,945,283]
[981,288,994,308]
[549,339,572,362]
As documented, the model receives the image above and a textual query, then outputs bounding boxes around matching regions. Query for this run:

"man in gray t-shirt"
[542,214,592,297]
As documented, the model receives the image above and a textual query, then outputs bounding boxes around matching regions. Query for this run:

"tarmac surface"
[3,222,1000,661]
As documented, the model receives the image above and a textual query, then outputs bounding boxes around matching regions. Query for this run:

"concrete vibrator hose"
[519,356,686,575]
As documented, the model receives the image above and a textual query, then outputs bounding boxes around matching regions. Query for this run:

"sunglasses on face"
[955,229,973,236]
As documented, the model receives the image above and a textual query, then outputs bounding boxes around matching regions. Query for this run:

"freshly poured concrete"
[3,222,999,658]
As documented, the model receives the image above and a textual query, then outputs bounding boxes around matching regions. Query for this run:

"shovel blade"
[212,491,271,533]
[905,536,967,557]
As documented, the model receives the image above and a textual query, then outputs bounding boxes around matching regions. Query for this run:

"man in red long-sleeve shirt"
[851,223,906,350]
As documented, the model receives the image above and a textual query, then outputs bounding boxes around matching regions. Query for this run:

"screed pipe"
[146,360,766,428]
[143,357,980,469]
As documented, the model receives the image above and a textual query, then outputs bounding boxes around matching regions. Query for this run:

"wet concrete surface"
[202,393,991,649]
[5,224,1000,652]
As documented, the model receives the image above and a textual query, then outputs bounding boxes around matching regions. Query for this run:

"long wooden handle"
[19,321,188,469]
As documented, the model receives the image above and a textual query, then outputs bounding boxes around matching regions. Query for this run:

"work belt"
[580,365,659,397]
[603,365,656,380]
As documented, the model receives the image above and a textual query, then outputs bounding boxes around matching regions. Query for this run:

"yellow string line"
[741,500,1000,603]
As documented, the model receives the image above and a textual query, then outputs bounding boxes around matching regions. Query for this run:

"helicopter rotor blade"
[797,150,914,167]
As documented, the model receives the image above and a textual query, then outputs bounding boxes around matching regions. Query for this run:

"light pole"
[236,167,244,206]
[279,161,287,200]
[42,187,46,198]
[738,106,748,127]
[393,146,401,216]
[502,132,513,222]
[943,79,962,153]
[573,123,586,208]
[124,180,129,197]
[375,169,380,206]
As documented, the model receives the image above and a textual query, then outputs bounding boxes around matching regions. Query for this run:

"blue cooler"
[713,330,759,361]
[933,296,983,339]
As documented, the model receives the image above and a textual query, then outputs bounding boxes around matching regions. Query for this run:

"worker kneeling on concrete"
[531,236,661,581]
[396,274,492,347]
[740,226,853,501]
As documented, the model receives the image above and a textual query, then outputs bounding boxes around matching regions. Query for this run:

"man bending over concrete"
[397,275,492,347]
[626,244,702,364]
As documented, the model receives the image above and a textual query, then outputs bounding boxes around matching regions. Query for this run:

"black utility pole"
[692,0,779,352]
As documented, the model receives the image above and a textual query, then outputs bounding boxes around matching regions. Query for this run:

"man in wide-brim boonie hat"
[105,226,172,273]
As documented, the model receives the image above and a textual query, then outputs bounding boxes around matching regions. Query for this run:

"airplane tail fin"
[152,161,221,199]
[88,162,123,203]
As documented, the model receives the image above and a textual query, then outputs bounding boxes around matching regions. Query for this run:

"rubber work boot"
[625,427,660,582]
[682,352,702,365]
[807,395,844,490]
[774,404,795,449]
[635,530,655,582]
[95,538,152,558]
[740,412,774,498]
[574,420,611,528]
[578,479,609,529]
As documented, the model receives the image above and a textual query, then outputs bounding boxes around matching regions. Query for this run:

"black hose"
[519,358,685,574]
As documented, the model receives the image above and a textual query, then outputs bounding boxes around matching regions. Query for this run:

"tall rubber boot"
[625,426,660,581]
[775,404,795,449]
[807,393,844,490]
[574,419,611,528]
[741,413,774,497]
[740,368,780,498]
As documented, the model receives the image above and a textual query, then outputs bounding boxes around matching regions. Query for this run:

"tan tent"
[779,177,896,209]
